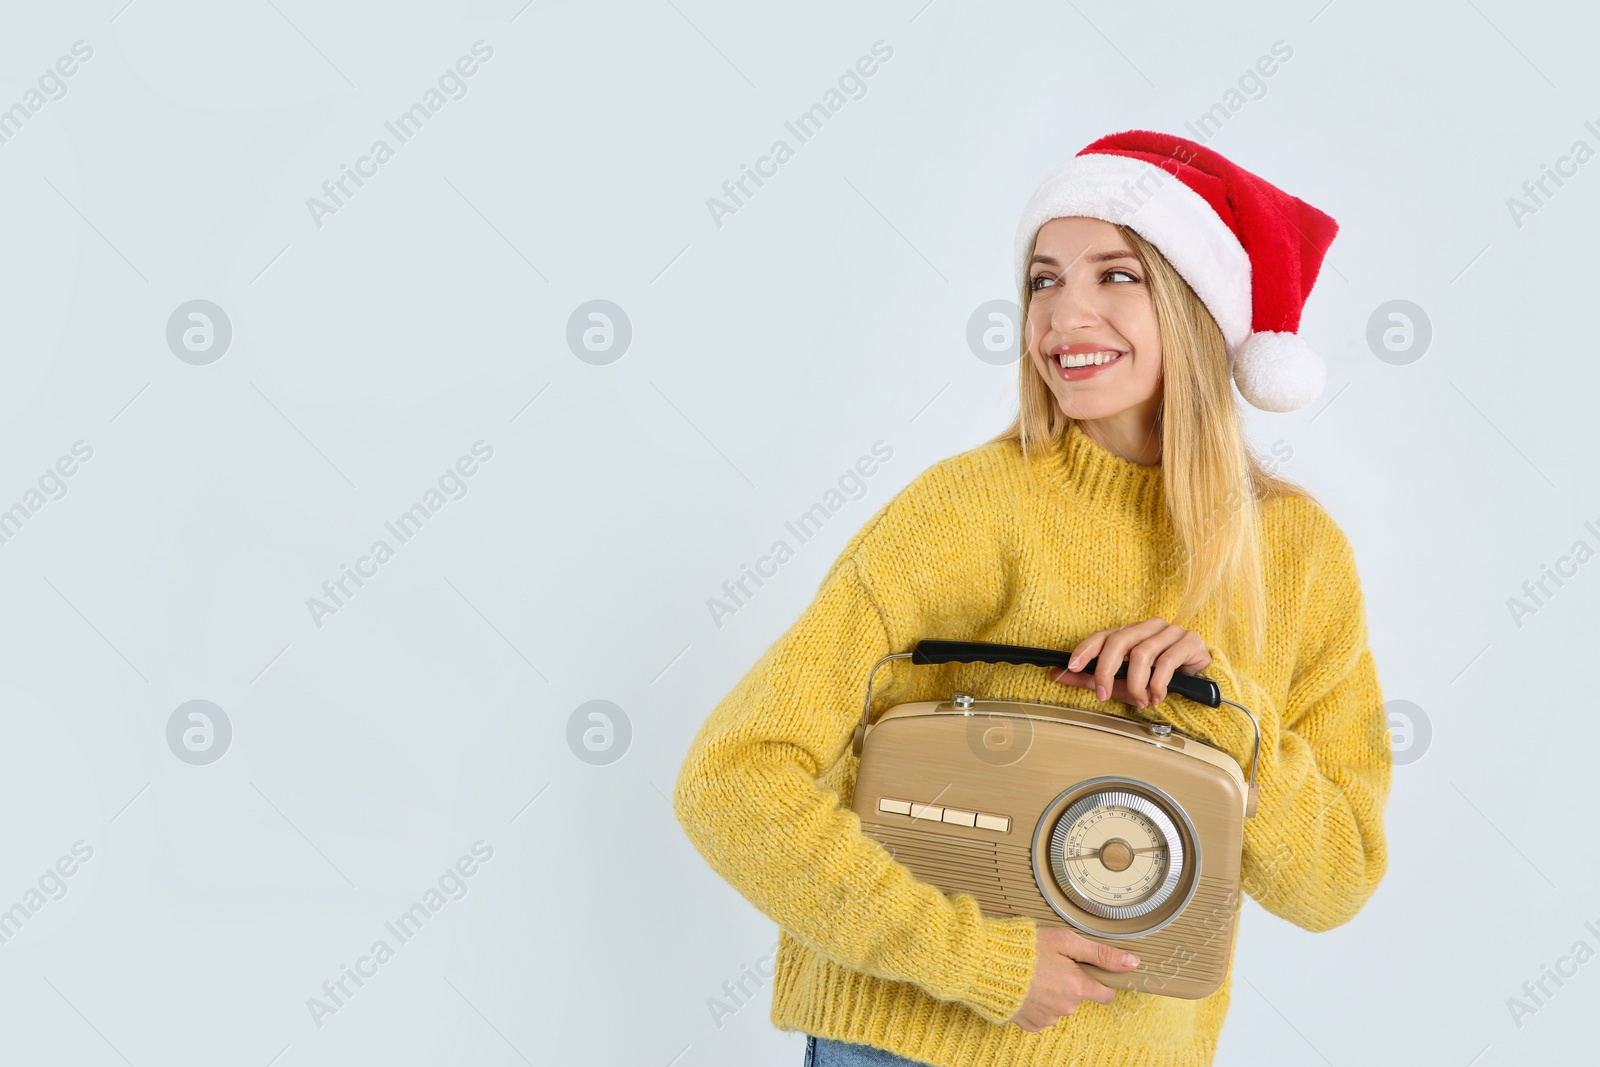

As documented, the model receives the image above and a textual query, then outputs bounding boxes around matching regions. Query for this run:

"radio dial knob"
[1047,788,1187,920]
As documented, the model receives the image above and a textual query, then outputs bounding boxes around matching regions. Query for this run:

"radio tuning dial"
[1047,789,1186,920]
[952,694,975,709]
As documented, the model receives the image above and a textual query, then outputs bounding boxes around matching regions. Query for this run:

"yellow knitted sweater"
[672,420,1391,1067]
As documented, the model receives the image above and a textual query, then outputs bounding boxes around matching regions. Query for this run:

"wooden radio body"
[850,691,1252,1000]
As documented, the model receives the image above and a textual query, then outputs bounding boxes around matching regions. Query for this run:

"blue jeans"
[804,1034,936,1066]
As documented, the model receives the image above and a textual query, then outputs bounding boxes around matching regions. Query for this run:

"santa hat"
[1014,130,1339,413]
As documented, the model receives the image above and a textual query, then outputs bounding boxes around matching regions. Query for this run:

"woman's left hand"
[1048,617,1212,709]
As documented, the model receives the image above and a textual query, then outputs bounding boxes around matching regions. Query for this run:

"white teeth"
[1057,350,1121,368]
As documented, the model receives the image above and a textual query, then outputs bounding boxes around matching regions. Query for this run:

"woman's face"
[1025,216,1164,423]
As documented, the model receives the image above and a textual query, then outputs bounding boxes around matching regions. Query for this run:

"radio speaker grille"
[866,819,1235,982]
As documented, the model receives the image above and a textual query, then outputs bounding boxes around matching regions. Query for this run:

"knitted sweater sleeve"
[1152,512,1392,931]
[671,548,1040,1027]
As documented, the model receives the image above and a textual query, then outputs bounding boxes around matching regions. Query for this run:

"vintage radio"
[848,640,1260,1000]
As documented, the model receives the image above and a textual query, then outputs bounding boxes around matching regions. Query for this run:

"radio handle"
[851,639,1261,817]
[912,639,1221,706]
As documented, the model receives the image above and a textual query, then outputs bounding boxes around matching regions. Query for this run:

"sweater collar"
[1035,419,1167,521]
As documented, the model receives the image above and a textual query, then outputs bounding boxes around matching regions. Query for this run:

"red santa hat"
[1015,130,1339,413]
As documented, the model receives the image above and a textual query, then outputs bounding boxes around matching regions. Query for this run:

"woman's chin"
[1051,395,1126,421]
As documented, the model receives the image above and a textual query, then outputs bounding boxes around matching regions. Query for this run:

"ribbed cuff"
[957,915,1039,1026]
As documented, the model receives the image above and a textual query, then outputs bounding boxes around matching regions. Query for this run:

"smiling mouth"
[1055,350,1124,369]
[1049,350,1127,382]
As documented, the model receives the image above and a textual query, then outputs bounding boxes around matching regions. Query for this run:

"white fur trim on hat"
[1230,331,1326,413]
[1015,153,1253,349]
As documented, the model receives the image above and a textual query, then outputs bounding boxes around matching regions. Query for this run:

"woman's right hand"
[1010,926,1140,1032]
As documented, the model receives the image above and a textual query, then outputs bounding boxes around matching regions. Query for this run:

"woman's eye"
[1029,269,1138,292]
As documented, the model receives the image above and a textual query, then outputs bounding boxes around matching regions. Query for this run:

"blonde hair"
[989,223,1315,660]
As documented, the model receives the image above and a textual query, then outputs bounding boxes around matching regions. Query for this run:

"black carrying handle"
[910,639,1222,707]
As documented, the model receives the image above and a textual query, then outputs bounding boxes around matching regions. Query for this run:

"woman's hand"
[1011,926,1140,1031]
[1047,617,1212,709]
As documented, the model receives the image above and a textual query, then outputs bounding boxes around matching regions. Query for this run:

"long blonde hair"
[989,223,1315,660]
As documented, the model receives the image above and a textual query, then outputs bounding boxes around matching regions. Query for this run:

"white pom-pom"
[1230,331,1327,413]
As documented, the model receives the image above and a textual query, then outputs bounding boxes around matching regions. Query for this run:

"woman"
[673,130,1391,1067]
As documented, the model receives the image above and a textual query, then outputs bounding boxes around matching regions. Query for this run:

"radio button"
[909,803,944,820]
[941,808,977,826]
[878,798,913,815]
[975,813,1010,832]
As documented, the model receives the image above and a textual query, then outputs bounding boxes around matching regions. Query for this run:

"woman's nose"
[1049,279,1101,331]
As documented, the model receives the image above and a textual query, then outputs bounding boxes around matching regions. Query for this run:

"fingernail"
[1124,953,1139,967]
[1097,685,1107,701]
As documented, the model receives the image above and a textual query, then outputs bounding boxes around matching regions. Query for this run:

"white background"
[0,1,1595,1064]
